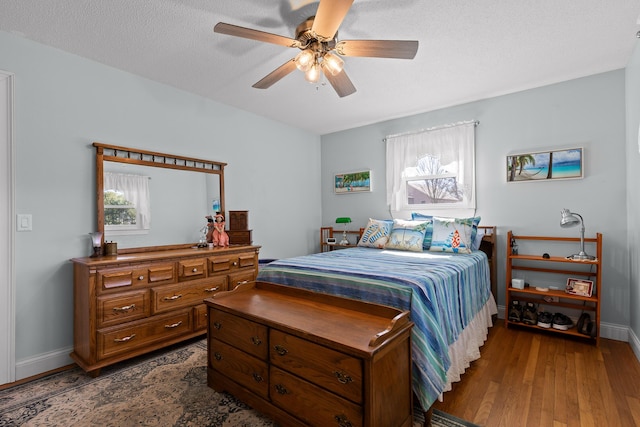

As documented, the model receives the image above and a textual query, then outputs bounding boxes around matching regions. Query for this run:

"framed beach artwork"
[506,147,583,182]
[334,170,372,194]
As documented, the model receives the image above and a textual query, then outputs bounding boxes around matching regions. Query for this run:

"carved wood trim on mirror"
[94,142,227,254]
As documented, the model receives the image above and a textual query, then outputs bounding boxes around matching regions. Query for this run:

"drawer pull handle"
[165,321,182,329]
[251,336,262,346]
[334,371,353,384]
[163,294,182,301]
[192,267,198,273]
[205,286,220,293]
[232,261,238,266]
[273,345,288,356]
[334,414,353,427]
[252,373,264,383]
[113,304,136,312]
[274,384,289,395]
[214,352,222,361]
[236,280,249,286]
[213,322,222,330]
[114,334,136,343]
[138,275,144,281]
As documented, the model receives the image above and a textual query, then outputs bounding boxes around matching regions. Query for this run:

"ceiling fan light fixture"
[295,49,315,72]
[322,52,344,76]
[304,61,321,83]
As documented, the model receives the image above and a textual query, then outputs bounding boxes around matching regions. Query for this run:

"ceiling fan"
[214,0,418,97]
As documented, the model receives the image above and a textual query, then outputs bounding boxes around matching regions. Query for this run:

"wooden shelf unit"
[505,231,602,344]
[320,226,364,252]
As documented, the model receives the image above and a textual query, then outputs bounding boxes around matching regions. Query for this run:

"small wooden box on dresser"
[70,244,260,376]
[206,281,414,427]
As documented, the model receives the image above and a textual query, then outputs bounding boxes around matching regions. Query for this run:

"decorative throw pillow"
[429,216,481,254]
[411,213,434,250]
[357,218,393,249]
[385,219,429,252]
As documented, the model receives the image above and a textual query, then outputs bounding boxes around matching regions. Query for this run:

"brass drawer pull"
[252,373,264,383]
[213,321,222,330]
[334,371,353,384]
[163,294,182,301]
[251,336,262,346]
[334,414,353,427]
[273,345,288,356]
[113,304,136,312]
[204,286,220,293]
[191,267,198,273]
[232,261,238,266]
[114,334,136,343]
[236,280,249,286]
[138,275,144,280]
[165,321,182,329]
[214,352,222,361]
[274,384,289,395]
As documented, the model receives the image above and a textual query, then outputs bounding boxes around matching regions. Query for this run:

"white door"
[0,70,15,385]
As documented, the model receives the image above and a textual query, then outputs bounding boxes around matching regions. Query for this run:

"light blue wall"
[321,70,629,330]
[0,31,321,368]
[626,40,640,352]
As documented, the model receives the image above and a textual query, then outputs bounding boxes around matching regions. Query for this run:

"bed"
[256,224,497,413]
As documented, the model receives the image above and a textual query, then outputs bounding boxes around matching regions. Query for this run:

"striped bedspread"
[256,246,492,410]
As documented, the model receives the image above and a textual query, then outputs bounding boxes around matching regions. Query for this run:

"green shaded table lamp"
[335,217,352,245]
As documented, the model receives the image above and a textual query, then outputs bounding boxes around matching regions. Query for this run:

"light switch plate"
[17,214,32,231]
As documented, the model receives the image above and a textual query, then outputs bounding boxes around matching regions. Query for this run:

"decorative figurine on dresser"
[70,142,260,376]
[206,213,229,247]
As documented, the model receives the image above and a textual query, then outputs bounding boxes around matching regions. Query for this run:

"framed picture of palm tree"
[334,170,372,194]
[506,147,583,182]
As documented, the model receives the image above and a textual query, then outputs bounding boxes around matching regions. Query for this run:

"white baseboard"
[15,346,74,381]
[629,328,640,363]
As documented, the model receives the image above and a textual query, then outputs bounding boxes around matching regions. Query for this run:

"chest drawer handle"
[274,384,289,395]
[232,261,238,266]
[138,275,144,281]
[163,294,182,301]
[165,321,182,329]
[334,414,354,427]
[235,280,249,287]
[334,371,353,384]
[212,321,222,330]
[213,352,222,361]
[114,334,136,343]
[252,373,264,383]
[192,267,198,273]
[205,286,220,293]
[113,304,136,312]
[273,345,288,356]
[251,336,262,346]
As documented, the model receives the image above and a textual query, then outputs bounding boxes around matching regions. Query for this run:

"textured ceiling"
[1,0,639,135]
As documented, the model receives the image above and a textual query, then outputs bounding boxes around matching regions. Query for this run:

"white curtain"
[386,121,476,218]
[104,172,151,229]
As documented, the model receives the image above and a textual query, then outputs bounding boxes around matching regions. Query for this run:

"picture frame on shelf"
[565,278,593,297]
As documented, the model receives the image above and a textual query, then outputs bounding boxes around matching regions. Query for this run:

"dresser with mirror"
[71,142,260,376]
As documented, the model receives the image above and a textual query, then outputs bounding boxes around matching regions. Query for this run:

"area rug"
[0,339,477,427]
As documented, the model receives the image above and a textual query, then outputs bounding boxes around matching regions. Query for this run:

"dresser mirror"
[94,142,226,252]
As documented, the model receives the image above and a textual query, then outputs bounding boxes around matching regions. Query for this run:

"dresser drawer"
[178,258,207,281]
[152,276,227,314]
[97,262,175,292]
[208,309,268,360]
[270,366,362,427]
[209,339,269,399]
[97,310,192,359]
[193,303,208,331]
[270,329,363,404]
[97,290,150,328]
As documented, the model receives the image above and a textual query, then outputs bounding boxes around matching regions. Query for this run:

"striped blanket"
[256,246,492,410]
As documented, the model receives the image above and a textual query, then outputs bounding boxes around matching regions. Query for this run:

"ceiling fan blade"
[311,0,354,41]
[324,68,356,98]
[337,40,419,59]
[214,22,300,48]
[252,59,298,89]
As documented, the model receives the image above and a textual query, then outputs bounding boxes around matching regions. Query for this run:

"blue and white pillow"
[357,218,393,249]
[429,216,481,254]
[385,219,429,252]
[410,213,434,250]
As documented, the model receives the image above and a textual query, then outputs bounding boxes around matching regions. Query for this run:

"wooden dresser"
[206,281,414,427]
[70,244,260,376]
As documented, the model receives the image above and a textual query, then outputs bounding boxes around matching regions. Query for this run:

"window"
[386,121,476,217]
[104,172,151,233]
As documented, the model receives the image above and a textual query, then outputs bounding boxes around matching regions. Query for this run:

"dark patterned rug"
[0,339,476,427]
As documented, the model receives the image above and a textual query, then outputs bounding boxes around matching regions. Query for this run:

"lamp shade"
[560,209,581,228]
[335,217,352,224]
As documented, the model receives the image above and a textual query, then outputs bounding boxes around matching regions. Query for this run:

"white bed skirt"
[440,294,498,397]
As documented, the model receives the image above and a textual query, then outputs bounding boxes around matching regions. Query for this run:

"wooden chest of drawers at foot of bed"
[70,244,260,376]
[206,281,414,427]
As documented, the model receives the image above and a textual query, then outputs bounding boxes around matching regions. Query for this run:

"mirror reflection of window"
[104,172,151,233]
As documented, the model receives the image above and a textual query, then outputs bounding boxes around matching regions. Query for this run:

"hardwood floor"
[432,320,640,427]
